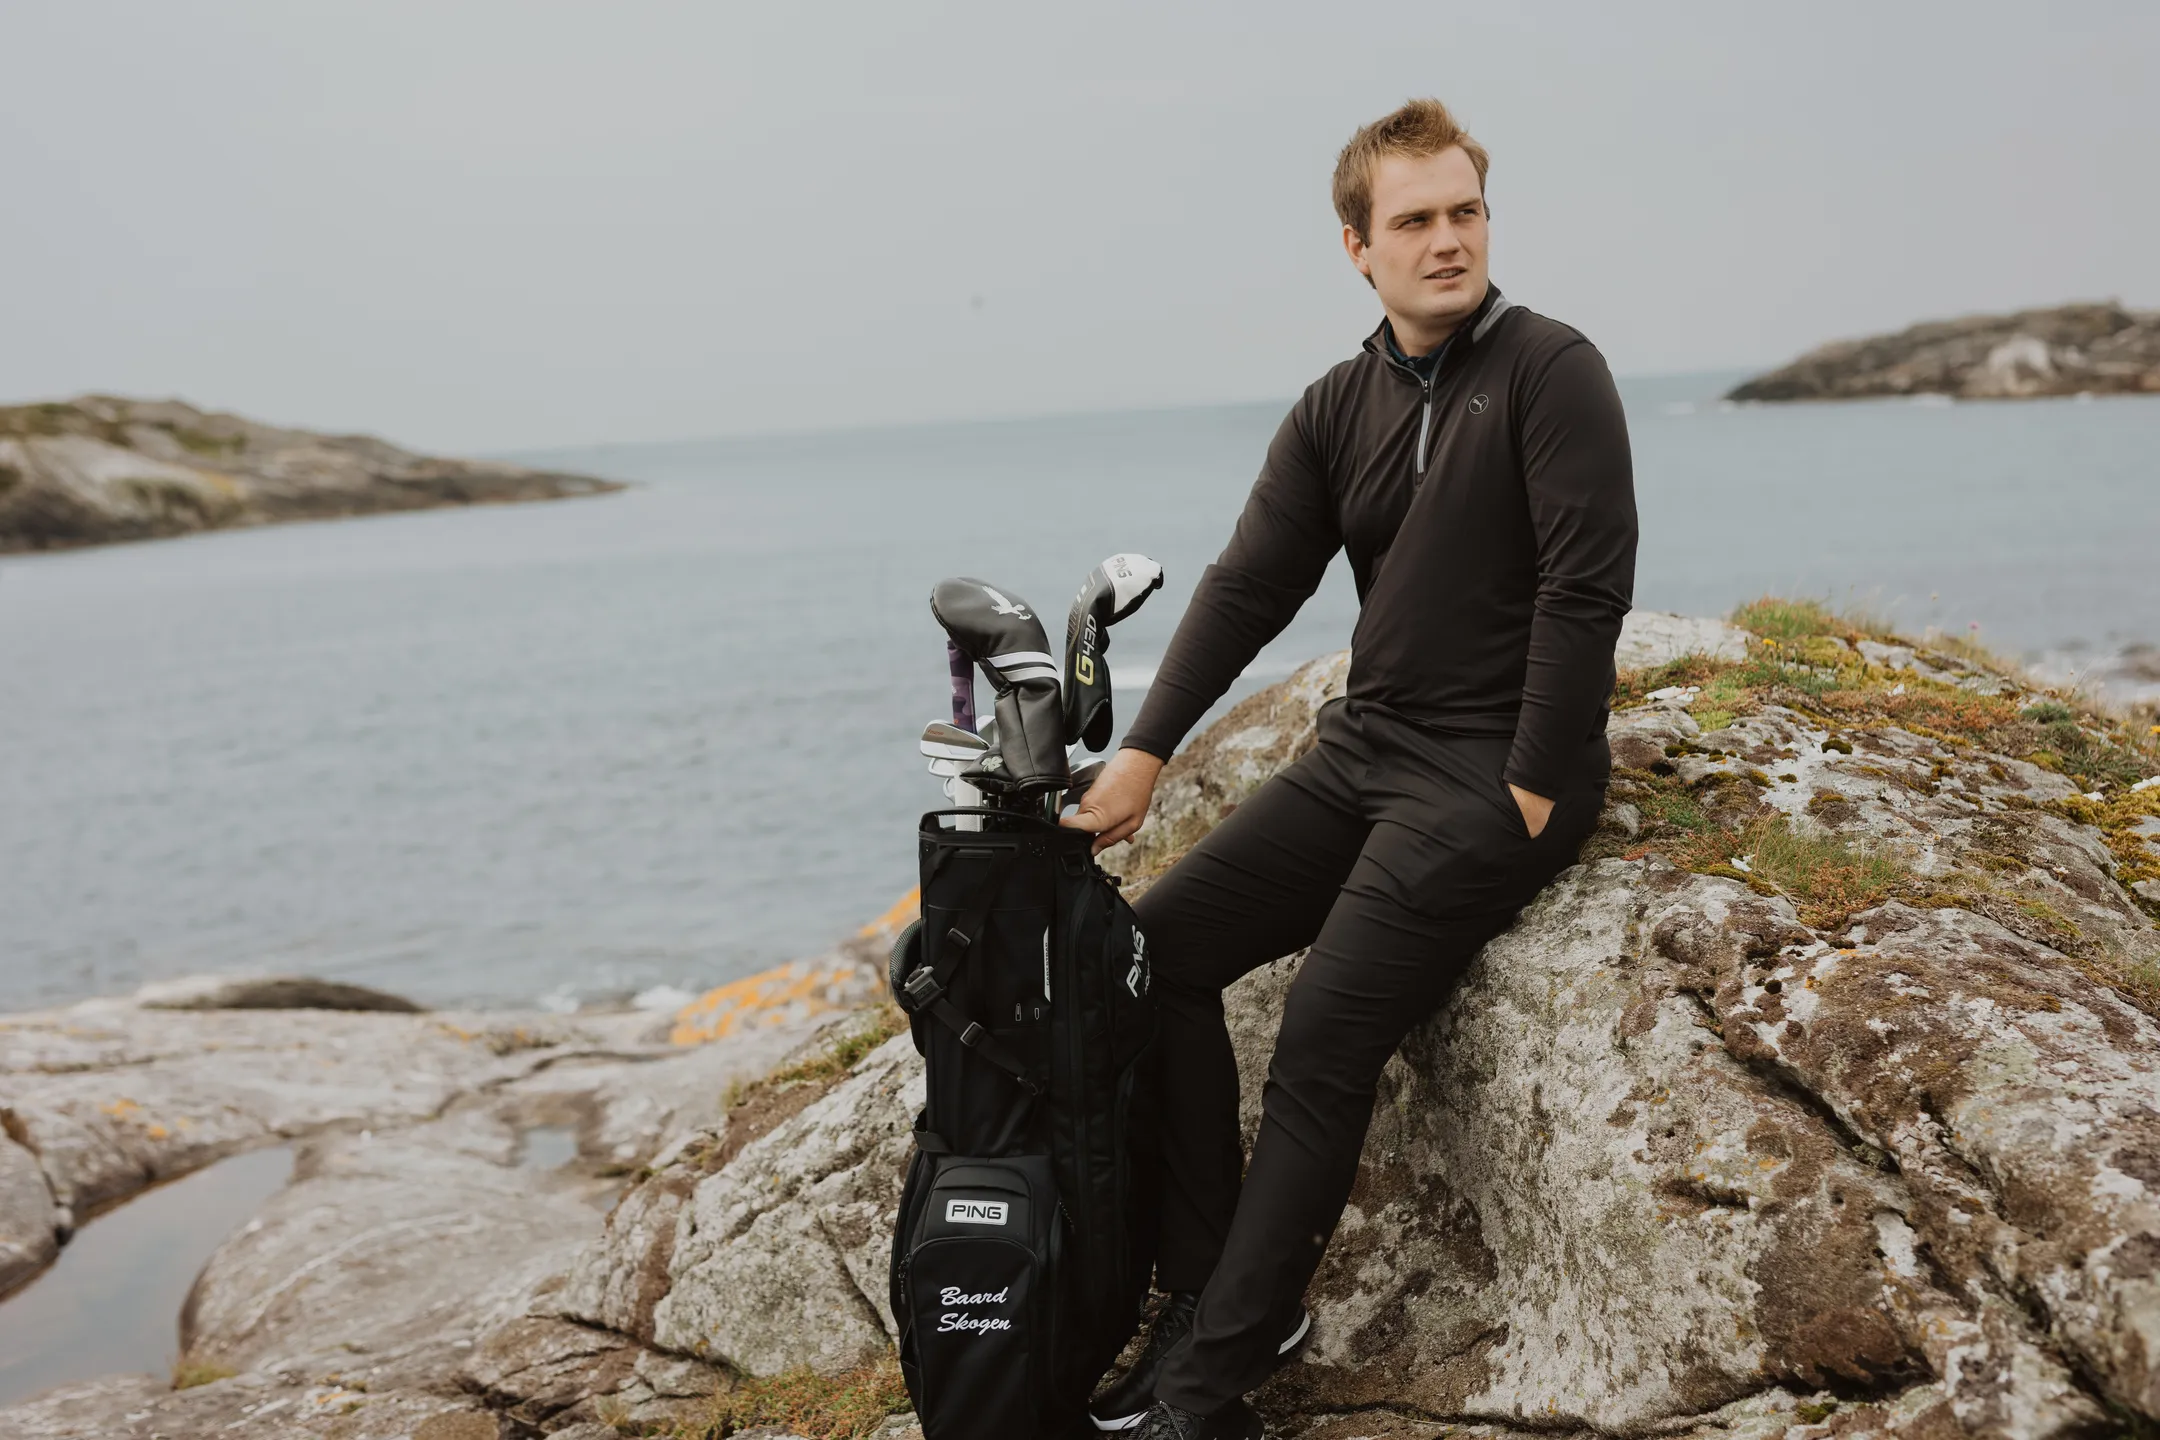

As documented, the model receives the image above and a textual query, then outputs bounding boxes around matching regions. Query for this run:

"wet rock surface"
[0,951,881,1436]
[0,394,622,552]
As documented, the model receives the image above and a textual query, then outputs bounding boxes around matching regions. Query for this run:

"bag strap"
[902,847,1044,1097]
[912,1112,953,1154]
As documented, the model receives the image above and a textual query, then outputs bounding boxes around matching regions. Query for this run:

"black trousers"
[1133,697,1608,1413]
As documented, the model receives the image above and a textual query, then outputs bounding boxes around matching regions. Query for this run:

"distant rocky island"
[0,396,622,552]
[1729,300,2160,402]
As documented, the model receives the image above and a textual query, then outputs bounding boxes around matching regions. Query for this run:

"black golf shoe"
[1131,1397,1265,1440]
[1090,1292,1198,1431]
[1090,1297,1311,1432]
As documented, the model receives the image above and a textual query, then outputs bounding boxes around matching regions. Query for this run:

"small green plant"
[765,1005,908,1089]
[1729,596,1855,645]
[641,1356,912,1438]
[172,1359,237,1389]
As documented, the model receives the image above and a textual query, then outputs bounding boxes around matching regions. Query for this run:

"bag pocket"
[898,1155,1061,1440]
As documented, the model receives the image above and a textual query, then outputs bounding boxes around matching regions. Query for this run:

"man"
[1062,99,1638,1440]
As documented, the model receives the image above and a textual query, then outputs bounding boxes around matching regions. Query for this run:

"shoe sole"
[1277,1307,1311,1356]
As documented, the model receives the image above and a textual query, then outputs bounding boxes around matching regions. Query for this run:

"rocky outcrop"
[6,607,2158,1439]
[1728,302,2160,402]
[0,395,621,552]
[0,951,882,1437]
[0,955,881,1304]
[530,610,2160,1439]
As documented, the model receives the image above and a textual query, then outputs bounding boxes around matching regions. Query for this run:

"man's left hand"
[1508,783,1553,839]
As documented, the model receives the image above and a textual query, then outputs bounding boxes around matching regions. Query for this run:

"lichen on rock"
[548,601,2159,1439]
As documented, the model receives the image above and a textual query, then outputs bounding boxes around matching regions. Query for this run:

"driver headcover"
[929,577,1070,790]
[1061,553,1165,750]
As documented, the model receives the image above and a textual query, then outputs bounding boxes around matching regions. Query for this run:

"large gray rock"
[0,394,621,552]
[571,643,2159,1439]
[0,996,620,1228]
[175,1113,601,1389]
[0,961,883,1432]
[8,618,2155,1439]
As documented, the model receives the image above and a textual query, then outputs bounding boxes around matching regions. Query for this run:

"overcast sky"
[3,2,2154,453]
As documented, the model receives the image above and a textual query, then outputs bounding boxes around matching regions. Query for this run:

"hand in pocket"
[1507,783,1553,839]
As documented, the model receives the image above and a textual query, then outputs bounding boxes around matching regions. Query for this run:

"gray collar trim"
[1471,293,1515,344]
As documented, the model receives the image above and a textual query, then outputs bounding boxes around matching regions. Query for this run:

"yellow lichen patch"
[857,887,919,939]
[99,1098,141,1119]
[670,959,874,1048]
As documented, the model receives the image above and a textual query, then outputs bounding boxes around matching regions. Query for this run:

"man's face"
[1343,146,1489,349]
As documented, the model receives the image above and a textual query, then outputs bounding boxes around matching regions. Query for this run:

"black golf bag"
[889,809,1158,1440]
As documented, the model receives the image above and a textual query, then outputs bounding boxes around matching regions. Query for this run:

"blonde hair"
[1332,98,1490,242]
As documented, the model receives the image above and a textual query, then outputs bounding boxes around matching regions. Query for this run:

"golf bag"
[889,809,1158,1440]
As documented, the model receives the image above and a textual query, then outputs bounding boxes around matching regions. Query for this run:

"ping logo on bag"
[1126,928,1149,998]
[945,1198,1009,1225]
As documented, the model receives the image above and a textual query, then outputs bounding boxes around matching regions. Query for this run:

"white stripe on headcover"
[1002,666,1060,683]
[1472,294,1515,343]
[988,651,1056,670]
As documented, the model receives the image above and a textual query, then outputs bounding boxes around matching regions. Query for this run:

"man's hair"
[1332,98,1490,242]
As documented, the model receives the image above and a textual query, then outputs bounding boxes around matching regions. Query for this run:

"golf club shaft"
[947,641,977,733]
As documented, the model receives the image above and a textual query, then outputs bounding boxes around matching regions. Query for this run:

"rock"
[567,627,2160,1438]
[0,1368,507,1439]
[1728,302,2160,402]
[630,1031,922,1372]
[668,952,893,1047]
[8,615,2157,1438]
[133,974,426,1013]
[0,954,882,1299]
[0,955,885,1436]
[175,1116,601,1389]
[1614,610,1752,670]
[0,998,600,1226]
[0,395,622,552]
[0,1134,60,1298]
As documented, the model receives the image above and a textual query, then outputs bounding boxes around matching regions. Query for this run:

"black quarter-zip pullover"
[1121,286,1638,798]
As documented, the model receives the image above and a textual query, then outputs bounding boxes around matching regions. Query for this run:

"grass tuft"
[619,1355,912,1438]
[1728,596,1858,645]
[172,1359,237,1390]
[762,1005,908,1091]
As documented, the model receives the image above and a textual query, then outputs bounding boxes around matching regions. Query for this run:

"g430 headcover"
[929,578,1070,791]
[1062,553,1165,751]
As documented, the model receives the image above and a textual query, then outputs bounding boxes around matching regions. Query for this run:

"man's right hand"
[1060,747,1164,854]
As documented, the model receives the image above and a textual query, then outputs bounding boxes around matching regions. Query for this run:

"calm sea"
[3,376,2155,1012]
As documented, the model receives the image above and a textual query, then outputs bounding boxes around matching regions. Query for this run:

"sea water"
[2,377,2155,1012]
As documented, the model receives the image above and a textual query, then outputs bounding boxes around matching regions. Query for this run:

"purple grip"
[947,642,978,732]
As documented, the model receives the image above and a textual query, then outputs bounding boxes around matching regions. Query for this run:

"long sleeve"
[1501,340,1638,797]
[1121,396,1341,760]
